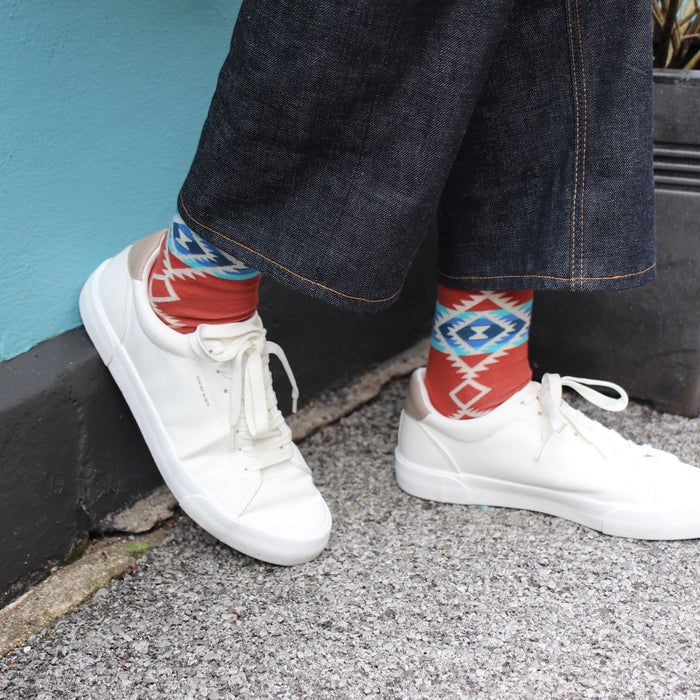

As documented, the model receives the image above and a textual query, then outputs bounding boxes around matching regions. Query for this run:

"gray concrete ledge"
[0,531,167,658]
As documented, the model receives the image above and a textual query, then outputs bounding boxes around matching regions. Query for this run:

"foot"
[80,231,331,565]
[395,368,700,539]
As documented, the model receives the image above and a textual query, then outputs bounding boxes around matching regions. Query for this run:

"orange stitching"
[438,262,656,283]
[565,0,581,287]
[575,0,588,291]
[178,195,400,305]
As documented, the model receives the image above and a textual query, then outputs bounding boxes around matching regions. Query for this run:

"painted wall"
[1,0,242,360]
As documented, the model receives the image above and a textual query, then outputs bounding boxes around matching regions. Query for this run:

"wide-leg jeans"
[179,0,655,312]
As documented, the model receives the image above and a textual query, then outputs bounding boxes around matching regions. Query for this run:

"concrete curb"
[0,339,429,657]
[97,486,178,534]
[0,531,167,657]
[287,338,429,441]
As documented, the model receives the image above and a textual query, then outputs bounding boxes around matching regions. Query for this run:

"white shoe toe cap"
[240,464,332,542]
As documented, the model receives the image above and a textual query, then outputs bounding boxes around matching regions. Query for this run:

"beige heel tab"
[127,230,166,281]
[404,369,430,421]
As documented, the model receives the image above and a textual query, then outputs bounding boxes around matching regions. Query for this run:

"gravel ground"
[2,378,699,699]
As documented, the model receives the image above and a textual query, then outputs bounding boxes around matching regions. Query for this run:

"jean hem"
[177,194,402,313]
[436,263,656,292]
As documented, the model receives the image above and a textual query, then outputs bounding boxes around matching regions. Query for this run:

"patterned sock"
[148,214,260,333]
[425,286,534,419]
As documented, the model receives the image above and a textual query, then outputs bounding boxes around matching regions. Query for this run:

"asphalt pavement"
[2,377,699,698]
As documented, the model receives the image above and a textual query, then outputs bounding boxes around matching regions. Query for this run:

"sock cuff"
[168,214,260,280]
[436,285,533,310]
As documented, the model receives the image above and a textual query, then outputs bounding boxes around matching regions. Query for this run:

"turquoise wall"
[1,0,242,360]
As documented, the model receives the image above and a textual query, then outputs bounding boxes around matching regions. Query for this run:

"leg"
[424,0,655,418]
[80,0,526,564]
[178,0,520,310]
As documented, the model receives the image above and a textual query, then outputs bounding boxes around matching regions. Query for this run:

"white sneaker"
[79,231,331,565]
[396,368,700,540]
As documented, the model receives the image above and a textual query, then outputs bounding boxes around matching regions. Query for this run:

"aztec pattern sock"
[148,214,261,334]
[424,286,534,419]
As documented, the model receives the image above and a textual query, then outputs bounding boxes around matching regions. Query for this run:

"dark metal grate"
[653,142,700,193]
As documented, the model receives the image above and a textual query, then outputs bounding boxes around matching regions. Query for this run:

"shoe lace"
[189,320,300,470]
[534,374,654,459]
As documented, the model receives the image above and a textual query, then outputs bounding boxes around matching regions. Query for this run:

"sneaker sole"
[80,260,330,565]
[395,448,700,540]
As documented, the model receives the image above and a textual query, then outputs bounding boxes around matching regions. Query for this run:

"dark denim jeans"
[179,0,655,312]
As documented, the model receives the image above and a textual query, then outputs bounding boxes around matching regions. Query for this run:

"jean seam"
[564,0,581,291]
[178,194,400,305]
[437,262,656,283]
[574,0,588,291]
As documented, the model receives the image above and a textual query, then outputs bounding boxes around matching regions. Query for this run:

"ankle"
[424,287,533,419]
[148,215,261,333]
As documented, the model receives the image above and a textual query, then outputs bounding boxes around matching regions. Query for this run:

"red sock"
[425,286,534,419]
[148,219,260,334]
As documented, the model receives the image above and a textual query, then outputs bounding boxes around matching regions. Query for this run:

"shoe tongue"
[190,317,267,365]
